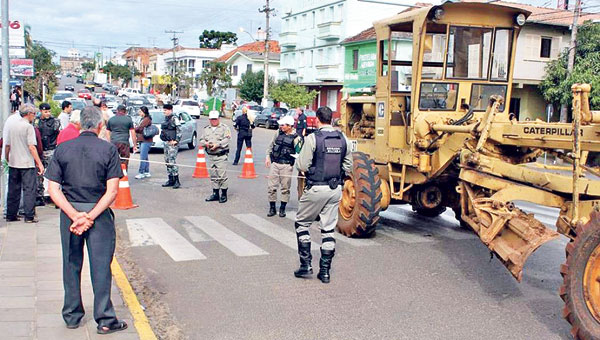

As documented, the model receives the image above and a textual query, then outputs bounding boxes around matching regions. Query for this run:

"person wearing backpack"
[134,106,155,179]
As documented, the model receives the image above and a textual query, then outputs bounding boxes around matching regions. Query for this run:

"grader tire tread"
[337,152,381,238]
[560,211,600,340]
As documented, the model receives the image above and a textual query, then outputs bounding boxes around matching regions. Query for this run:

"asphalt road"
[98,112,575,340]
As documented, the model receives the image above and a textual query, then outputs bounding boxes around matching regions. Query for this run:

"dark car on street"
[254,107,289,129]
[64,84,75,92]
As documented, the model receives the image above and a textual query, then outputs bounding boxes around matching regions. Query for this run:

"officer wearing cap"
[199,110,231,203]
[34,102,60,205]
[293,106,352,284]
[265,115,302,218]
[159,104,182,189]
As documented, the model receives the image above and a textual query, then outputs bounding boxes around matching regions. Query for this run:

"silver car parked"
[140,109,197,150]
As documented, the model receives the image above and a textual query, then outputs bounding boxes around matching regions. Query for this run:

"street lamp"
[239,27,257,42]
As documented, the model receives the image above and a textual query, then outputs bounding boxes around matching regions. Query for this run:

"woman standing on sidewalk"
[134,106,153,179]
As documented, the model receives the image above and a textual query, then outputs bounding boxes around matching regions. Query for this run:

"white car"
[142,94,157,106]
[174,99,201,118]
[52,91,74,105]
[118,88,141,98]
[103,94,119,111]
[63,97,87,112]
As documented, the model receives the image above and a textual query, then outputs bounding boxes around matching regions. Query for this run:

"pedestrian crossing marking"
[185,216,268,257]
[285,211,380,247]
[182,223,212,242]
[127,218,206,261]
[383,209,475,241]
[126,219,157,247]
[232,213,318,250]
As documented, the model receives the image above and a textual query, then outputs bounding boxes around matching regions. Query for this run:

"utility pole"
[1,0,9,214]
[165,30,182,99]
[560,0,581,122]
[259,0,273,107]
[126,43,140,88]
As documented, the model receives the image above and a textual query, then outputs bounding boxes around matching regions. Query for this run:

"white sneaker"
[144,173,152,178]
[134,174,145,179]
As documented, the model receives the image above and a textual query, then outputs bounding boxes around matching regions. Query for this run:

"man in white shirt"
[58,101,73,130]
[2,105,25,216]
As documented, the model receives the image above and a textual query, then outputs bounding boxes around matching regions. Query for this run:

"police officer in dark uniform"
[35,103,60,204]
[294,106,353,284]
[159,104,182,189]
[296,108,307,138]
[232,106,254,165]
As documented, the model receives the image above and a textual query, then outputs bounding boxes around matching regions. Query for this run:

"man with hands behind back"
[45,106,128,335]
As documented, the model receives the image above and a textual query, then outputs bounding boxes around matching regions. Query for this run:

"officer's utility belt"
[306,178,341,190]
[206,150,228,156]
[273,159,294,166]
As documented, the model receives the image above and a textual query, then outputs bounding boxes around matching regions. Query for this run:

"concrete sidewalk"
[0,207,141,340]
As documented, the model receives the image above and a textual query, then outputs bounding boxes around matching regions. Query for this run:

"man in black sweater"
[232,106,254,165]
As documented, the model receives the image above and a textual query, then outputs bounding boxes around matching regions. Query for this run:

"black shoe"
[267,202,277,217]
[219,189,227,203]
[5,216,20,222]
[35,199,46,207]
[162,175,174,187]
[232,161,239,166]
[172,175,181,189]
[317,249,335,284]
[24,217,39,223]
[279,202,287,217]
[205,189,220,202]
[294,241,313,278]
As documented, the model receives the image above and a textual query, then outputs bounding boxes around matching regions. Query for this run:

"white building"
[215,41,280,86]
[278,0,413,113]
[67,48,80,58]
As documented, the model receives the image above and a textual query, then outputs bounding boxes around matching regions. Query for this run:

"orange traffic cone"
[193,146,209,178]
[111,163,138,210]
[239,147,257,179]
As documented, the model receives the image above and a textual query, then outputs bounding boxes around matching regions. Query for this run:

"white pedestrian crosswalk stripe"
[126,219,157,247]
[233,213,318,249]
[127,218,206,261]
[285,211,380,247]
[186,216,268,257]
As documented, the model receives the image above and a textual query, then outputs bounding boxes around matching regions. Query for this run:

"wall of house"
[511,85,553,121]
[229,55,279,86]
[513,24,570,81]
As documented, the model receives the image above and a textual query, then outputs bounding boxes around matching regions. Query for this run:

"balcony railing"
[279,31,297,48]
[315,63,341,81]
[317,21,341,40]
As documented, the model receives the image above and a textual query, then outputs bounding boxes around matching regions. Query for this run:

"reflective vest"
[160,115,177,141]
[306,130,346,188]
[271,131,297,165]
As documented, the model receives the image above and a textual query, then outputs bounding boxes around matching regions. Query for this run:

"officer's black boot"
[267,202,277,217]
[205,189,220,202]
[172,175,181,189]
[317,249,335,284]
[219,189,227,203]
[162,175,174,187]
[294,241,313,278]
[279,202,287,217]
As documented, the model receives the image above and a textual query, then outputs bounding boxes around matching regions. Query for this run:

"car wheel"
[188,132,197,149]
[265,121,271,129]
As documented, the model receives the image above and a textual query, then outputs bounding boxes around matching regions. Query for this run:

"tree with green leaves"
[199,30,238,49]
[199,61,232,96]
[270,81,318,108]
[239,70,274,103]
[540,22,600,113]
[81,62,96,73]
[23,37,58,101]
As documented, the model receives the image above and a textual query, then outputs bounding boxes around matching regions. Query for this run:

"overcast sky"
[9,0,578,60]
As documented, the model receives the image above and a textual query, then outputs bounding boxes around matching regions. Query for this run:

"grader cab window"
[381,28,413,93]
[446,26,492,79]
[419,82,457,110]
[422,23,447,80]
[491,28,513,81]
[470,84,506,111]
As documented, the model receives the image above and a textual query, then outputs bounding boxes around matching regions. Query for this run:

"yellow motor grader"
[335,2,600,338]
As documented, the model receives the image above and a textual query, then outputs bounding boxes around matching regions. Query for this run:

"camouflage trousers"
[164,143,179,176]
[37,150,54,200]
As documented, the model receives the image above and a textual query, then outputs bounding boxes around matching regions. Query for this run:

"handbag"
[143,124,159,139]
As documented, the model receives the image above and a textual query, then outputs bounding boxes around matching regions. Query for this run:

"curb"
[111,257,158,340]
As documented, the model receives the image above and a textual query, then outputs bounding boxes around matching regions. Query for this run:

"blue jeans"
[138,142,152,174]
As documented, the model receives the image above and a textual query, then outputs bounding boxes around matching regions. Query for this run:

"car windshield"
[150,110,165,123]
[79,89,89,93]
[305,110,316,117]
[71,101,86,110]
[182,101,197,106]
[104,95,116,101]
[53,93,72,100]
[249,105,263,111]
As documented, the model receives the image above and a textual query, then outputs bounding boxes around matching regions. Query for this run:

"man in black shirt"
[45,106,128,334]
[35,103,60,204]
[232,106,254,165]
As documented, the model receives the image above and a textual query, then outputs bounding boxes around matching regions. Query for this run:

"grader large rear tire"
[337,152,382,238]
[560,211,600,340]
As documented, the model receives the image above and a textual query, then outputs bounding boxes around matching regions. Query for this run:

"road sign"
[0,20,25,58]
[10,59,33,77]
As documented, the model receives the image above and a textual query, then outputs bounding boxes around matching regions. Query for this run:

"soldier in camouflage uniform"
[199,110,231,203]
[159,104,182,189]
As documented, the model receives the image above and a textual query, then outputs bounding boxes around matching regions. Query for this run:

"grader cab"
[335,2,600,338]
